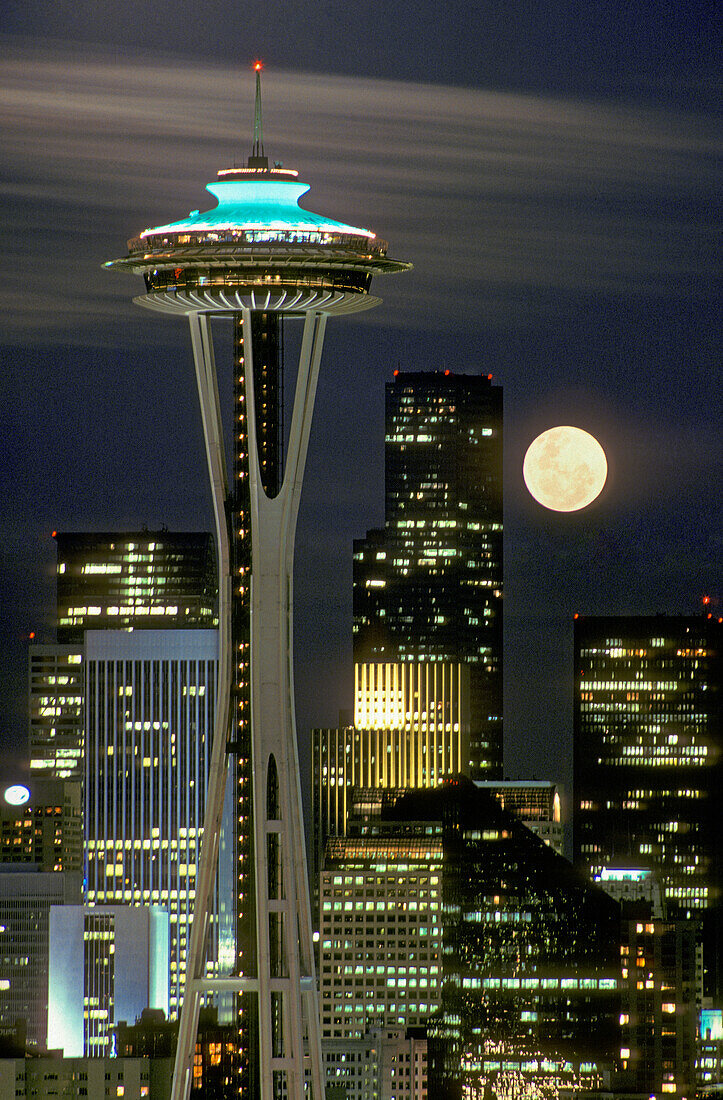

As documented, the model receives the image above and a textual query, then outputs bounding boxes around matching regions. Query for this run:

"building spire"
[249,61,268,168]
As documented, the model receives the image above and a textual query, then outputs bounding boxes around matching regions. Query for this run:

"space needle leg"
[171,313,233,1100]
[246,308,326,1100]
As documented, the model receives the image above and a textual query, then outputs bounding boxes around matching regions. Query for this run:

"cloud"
[0,40,718,346]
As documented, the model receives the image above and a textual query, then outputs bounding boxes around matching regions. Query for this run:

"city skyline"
[0,12,719,1093]
[1,8,719,805]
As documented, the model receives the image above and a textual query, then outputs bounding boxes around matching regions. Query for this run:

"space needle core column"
[107,66,410,1100]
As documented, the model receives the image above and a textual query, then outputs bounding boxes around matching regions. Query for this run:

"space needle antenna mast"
[252,60,264,159]
[106,64,410,1100]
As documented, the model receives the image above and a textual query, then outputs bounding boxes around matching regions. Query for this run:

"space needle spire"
[107,63,410,1100]
[250,60,265,164]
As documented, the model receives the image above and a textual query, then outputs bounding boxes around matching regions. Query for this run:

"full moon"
[523,426,607,512]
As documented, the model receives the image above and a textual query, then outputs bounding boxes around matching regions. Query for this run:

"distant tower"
[573,614,723,998]
[107,65,410,1100]
[354,370,503,776]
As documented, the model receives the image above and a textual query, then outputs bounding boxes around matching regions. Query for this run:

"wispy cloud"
[0,41,718,346]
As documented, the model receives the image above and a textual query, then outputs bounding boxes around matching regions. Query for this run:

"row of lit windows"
[461,976,617,991]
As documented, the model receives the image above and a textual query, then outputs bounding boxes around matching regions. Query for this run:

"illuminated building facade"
[406,782,620,1097]
[0,778,82,871]
[698,1007,723,1094]
[573,615,723,995]
[593,865,664,915]
[106,67,409,1097]
[82,629,232,1020]
[320,834,444,1040]
[353,370,503,777]
[29,646,84,780]
[29,532,217,789]
[2,1056,153,1099]
[618,917,697,1098]
[55,531,217,640]
[0,869,82,1047]
[313,660,468,881]
[47,904,169,1058]
[475,779,564,855]
[594,867,699,1098]
[319,1029,428,1100]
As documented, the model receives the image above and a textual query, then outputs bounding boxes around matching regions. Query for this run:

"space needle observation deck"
[108,84,408,317]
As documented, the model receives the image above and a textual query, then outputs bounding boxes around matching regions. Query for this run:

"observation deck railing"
[129,228,390,256]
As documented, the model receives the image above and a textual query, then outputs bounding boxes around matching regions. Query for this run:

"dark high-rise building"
[573,614,723,997]
[28,646,84,780]
[54,531,217,641]
[619,916,698,1098]
[594,867,699,1098]
[319,779,621,1097]
[353,370,503,777]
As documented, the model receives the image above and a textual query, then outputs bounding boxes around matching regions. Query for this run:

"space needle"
[106,64,410,1099]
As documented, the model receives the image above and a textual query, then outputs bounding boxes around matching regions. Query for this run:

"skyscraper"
[107,67,409,1099]
[313,660,468,880]
[29,531,218,788]
[573,614,723,997]
[54,531,217,641]
[353,370,503,777]
[0,780,83,1050]
[24,531,227,1036]
[83,628,227,1020]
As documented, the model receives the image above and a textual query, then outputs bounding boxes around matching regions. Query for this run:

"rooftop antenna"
[249,61,268,168]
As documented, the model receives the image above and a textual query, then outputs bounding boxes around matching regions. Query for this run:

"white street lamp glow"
[4,785,31,806]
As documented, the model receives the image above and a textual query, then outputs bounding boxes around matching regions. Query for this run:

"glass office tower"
[82,628,232,1019]
[353,370,503,777]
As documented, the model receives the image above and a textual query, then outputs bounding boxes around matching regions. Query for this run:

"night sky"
[1,3,719,810]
